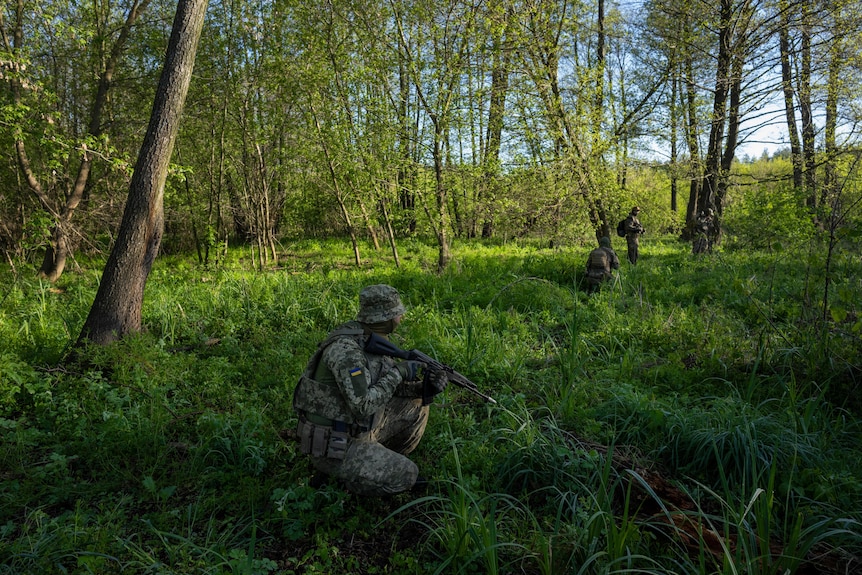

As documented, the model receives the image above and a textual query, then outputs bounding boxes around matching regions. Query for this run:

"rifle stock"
[365,333,497,404]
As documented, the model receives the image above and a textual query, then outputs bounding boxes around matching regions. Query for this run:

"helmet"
[599,236,611,247]
[357,284,406,323]
[632,206,641,214]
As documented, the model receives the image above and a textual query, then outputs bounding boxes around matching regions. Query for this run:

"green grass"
[1,236,861,573]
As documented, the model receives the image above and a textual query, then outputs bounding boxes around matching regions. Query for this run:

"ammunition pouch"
[296,413,368,461]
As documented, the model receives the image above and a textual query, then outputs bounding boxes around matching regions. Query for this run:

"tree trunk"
[397,59,417,234]
[319,2,382,253]
[78,0,209,346]
[670,69,679,213]
[381,182,401,268]
[311,105,362,268]
[592,0,611,239]
[357,195,381,251]
[683,52,701,239]
[716,14,749,223]
[7,0,65,281]
[699,0,732,216]
[698,0,752,248]
[822,32,840,208]
[391,0,473,272]
[779,0,803,190]
[480,4,511,238]
[799,13,816,211]
[594,0,606,143]
[432,124,451,273]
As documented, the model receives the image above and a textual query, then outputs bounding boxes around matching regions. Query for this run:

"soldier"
[692,208,714,254]
[623,206,645,265]
[584,236,620,292]
[293,284,448,496]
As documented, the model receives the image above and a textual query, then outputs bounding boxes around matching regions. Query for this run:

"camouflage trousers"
[308,396,429,496]
[626,235,640,265]
[585,270,611,291]
[692,234,711,254]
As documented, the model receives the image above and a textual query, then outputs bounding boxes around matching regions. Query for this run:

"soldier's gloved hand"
[397,360,426,381]
[425,368,448,395]
[420,368,448,405]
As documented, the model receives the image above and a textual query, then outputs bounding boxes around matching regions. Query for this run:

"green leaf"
[142,475,157,494]
[829,306,847,323]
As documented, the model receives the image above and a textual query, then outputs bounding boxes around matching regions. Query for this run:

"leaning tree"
[78,0,209,346]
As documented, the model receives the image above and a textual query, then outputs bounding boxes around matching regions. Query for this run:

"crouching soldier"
[585,236,620,292]
[293,284,447,496]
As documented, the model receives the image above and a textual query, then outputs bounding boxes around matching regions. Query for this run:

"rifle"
[364,332,497,405]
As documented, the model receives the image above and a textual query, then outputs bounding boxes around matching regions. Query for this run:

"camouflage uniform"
[293,285,437,496]
[585,236,620,291]
[692,208,714,254]
[624,207,645,265]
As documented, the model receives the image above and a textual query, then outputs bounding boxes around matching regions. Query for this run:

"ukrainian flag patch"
[349,367,363,377]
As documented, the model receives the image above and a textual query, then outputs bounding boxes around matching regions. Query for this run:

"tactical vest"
[292,322,372,426]
[587,247,611,276]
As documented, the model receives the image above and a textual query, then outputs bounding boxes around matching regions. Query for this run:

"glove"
[420,368,448,405]
[424,368,448,395]
[397,360,426,381]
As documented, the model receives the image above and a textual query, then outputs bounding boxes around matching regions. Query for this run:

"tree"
[778,0,861,221]
[514,0,587,234]
[223,0,287,269]
[479,0,514,238]
[391,0,480,272]
[778,0,803,190]
[682,0,759,246]
[641,0,708,227]
[3,0,154,282]
[78,0,209,346]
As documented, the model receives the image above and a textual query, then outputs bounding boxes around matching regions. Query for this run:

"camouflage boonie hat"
[357,284,406,323]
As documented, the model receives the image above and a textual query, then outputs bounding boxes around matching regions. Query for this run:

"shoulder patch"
[348,366,368,396]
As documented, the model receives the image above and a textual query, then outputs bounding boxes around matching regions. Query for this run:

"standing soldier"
[584,236,620,292]
[692,208,714,254]
[293,284,448,496]
[624,206,645,265]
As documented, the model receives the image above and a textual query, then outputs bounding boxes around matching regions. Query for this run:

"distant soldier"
[624,206,645,265]
[293,284,447,496]
[585,236,620,292]
[692,208,714,254]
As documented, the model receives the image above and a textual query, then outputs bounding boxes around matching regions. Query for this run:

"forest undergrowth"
[1,236,861,574]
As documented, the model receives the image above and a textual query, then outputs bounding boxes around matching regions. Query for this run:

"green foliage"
[723,174,816,250]
[0,354,41,417]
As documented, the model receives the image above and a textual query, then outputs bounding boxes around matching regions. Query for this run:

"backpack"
[616,219,626,237]
[587,247,610,276]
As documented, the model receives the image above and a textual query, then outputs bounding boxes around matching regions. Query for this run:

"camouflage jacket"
[624,214,644,236]
[586,246,620,277]
[293,321,416,426]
